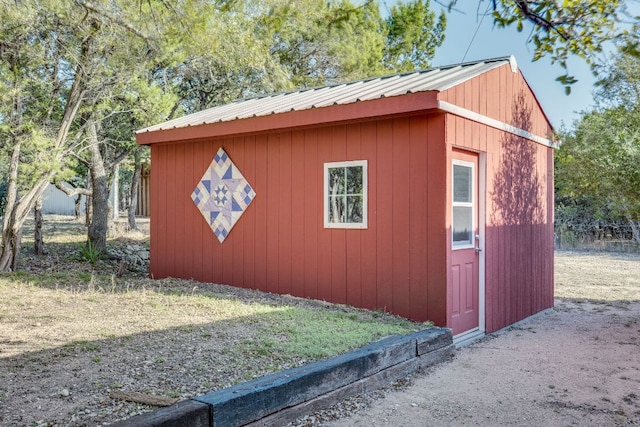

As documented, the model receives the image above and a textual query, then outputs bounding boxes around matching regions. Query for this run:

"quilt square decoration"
[192,147,256,243]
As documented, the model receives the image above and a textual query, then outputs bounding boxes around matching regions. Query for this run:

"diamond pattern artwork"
[192,148,256,243]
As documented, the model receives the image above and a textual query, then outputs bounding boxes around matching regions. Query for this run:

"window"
[324,160,367,229]
[452,160,474,247]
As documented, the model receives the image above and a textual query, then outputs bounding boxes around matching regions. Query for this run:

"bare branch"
[106,150,130,170]
[53,180,91,197]
[74,0,151,42]
[512,1,569,40]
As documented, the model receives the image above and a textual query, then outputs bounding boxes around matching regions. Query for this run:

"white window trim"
[324,160,368,229]
[452,159,475,250]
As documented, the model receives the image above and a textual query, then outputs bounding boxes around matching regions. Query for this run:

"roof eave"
[136,90,439,145]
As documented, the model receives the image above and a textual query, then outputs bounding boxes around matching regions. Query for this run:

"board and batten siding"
[439,63,554,140]
[149,114,448,326]
[441,64,554,333]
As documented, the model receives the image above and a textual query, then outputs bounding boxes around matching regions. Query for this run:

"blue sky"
[427,3,599,130]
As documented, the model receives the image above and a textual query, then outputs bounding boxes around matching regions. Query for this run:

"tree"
[159,0,447,117]
[258,0,446,88]
[555,52,640,244]
[0,2,80,270]
[446,0,636,92]
[127,147,144,231]
[0,0,448,270]
[0,0,213,269]
[384,0,446,72]
[594,52,640,108]
[159,0,287,114]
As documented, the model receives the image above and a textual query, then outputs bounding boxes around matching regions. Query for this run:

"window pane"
[452,206,472,245]
[345,166,363,194]
[345,195,363,223]
[328,167,345,197]
[328,195,346,223]
[324,160,367,228]
[453,165,472,203]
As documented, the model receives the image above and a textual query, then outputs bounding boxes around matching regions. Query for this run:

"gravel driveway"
[320,299,640,426]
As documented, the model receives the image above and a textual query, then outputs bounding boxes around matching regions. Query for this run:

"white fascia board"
[437,100,558,149]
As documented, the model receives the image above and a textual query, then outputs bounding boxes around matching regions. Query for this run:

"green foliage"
[384,0,446,72]
[447,0,633,91]
[0,0,227,264]
[0,0,449,267]
[247,0,446,90]
[554,194,634,247]
[559,110,640,219]
[78,240,104,265]
[494,0,620,83]
[594,52,640,109]
[555,52,640,244]
[242,0,381,88]
[0,1,68,195]
[18,129,62,188]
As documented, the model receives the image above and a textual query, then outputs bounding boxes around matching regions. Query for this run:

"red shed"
[136,56,555,343]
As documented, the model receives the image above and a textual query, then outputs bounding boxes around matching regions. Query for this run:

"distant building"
[41,182,86,216]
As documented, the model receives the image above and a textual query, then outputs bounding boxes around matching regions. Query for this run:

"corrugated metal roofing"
[137,56,516,134]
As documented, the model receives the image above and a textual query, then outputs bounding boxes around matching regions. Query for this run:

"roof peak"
[238,55,517,104]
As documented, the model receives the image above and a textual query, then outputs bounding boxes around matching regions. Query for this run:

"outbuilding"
[136,56,555,343]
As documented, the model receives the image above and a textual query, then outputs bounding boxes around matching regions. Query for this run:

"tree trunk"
[0,140,52,270]
[85,172,93,227]
[87,121,109,253]
[0,139,23,271]
[108,163,118,236]
[0,222,23,272]
[128,148,142,231]
[74,195,82,219]
[34,195,46,255]
[628,216,640,245]
[0,20,89,272]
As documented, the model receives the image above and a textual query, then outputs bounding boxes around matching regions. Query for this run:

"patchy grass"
[0,215,425,426]
[555,251,640,302]
[0,271,419,359]
[247,308,414,360]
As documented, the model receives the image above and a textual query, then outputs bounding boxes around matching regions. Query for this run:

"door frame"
[451,150,486,347]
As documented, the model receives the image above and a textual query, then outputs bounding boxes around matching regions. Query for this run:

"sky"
[425,2,600,130]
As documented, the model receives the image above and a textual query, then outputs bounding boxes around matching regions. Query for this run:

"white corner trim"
[509,55,518,73]
[437,100,558,148]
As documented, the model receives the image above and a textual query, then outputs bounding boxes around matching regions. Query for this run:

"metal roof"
[137,56,517,134]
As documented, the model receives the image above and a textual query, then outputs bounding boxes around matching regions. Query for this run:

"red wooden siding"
[444,112,554,334]
[439,65,554,140]
[146,61,554,333]
[425,117,448,328]
[149,115,448,324]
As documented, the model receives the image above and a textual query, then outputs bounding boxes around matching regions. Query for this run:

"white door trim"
[478,152,486,335]
[451,150,486,343]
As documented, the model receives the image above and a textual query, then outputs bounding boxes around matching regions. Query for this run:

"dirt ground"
[323,300,640,426]
[0,216,418,427]
[1,217,639,426]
